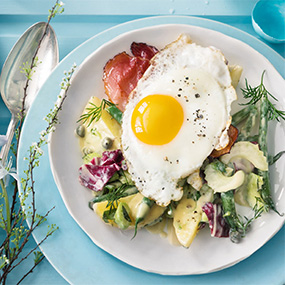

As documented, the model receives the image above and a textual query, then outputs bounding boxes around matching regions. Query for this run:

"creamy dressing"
[146,217,181,246]
[146,217,167,237]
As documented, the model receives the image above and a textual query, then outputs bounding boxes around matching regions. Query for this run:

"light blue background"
[0,1,284,284]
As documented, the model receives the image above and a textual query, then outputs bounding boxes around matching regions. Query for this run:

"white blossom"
[0,254,10,268]
[0,161,8,180]
[50,126,56,133]
[39,130,47,141]
[31,142,44,155]
[0,157,19,186]
[39,130,47,137]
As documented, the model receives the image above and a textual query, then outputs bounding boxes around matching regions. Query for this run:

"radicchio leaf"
[79,149,125,191]
[202,202,230,238]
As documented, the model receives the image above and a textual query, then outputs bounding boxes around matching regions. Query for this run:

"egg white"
[121,34,237,206]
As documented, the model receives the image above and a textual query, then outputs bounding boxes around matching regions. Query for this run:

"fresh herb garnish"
[240,70,283,215]
[77,99,117,126]
[104,184,134,215]
[241,70,285,121]
[268,151,285,165]
[240,197,266,234]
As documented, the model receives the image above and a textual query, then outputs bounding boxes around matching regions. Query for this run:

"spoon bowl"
[0,22,59,163]
[252,0,285,44]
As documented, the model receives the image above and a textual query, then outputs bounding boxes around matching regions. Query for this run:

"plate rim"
[17,15,285,284]
[49,21,285,274]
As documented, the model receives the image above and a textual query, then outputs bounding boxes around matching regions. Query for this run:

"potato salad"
[76,34,283,247]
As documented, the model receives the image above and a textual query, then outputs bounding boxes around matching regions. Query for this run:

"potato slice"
[93,193,165,228]
[93,194,136,226]
[229,64,243,89]
[173,197,202,248]
[78,96,121,156]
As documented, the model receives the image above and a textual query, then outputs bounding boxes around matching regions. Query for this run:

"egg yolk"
[131,95,184,145]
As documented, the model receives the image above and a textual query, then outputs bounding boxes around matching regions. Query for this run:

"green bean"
[107,105,123,124]
[221,191,242,242]
[114,202,132,229]
[258,97,268,157]
[206,160,242,239]
[133,197,154,238]
[104,181,122,191]
[268,151,285,166]
[237,106,258,141]
[108,172,120,183]
[211,159,227,173]
[118,170,134,185]
[231,105,256,126]
[245,135,259,142]
[257,97,276,212]
[215,158,243,240]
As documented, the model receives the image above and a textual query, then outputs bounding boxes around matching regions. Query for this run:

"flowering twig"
[18,0,64,140]
[0,63,76,284]
[16,252,45,284]
[0,1,69,284]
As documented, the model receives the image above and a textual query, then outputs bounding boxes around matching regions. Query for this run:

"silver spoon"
[0,22,59,164]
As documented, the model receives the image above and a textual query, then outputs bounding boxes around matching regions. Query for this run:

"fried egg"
[121,34,237,206]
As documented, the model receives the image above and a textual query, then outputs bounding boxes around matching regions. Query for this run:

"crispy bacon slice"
[103,43,158,112]
[210,125,239,158]
[103,52,149,111]
[130,42,159,61]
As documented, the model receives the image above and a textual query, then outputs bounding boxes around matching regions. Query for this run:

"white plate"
[49,24,285,275]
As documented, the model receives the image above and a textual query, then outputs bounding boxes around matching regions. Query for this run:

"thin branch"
[9,208,56,272]
[17,0,60,140]
[9,0,62,244]
[16,255,45,285]
[0,2,66,282]
[0,64,76,283]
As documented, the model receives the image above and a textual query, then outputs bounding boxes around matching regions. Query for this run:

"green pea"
[102,137,113,149]
[76,125,85,137]
[114,202,131,230]
[82,146,94,156]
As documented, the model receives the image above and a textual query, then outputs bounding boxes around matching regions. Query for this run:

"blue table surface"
[0,0,284,284]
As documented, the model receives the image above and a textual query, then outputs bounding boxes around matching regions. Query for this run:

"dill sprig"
[106,184,132,212]
[77,99,116,127]
[241,70,285,122]
[102,184,134,223]
[238,200,265,236]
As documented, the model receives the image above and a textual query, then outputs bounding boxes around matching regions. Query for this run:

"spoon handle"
[0,115,18,165]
